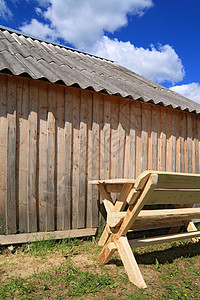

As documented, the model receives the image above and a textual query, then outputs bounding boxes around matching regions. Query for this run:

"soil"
[0,252,66,279]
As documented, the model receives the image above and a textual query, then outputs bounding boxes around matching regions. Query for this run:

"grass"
[0,232,200,299]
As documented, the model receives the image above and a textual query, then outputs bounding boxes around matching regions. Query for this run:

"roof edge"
[0,24,114,63]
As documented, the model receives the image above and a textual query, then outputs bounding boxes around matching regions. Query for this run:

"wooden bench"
[89,171,200,288]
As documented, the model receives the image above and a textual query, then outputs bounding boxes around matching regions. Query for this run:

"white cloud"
[20,19,58,40]
[170,83,200,103]
[92,36,185,84]
[20,0,153,49]
[35,7,42,15]
[0,0,12,19]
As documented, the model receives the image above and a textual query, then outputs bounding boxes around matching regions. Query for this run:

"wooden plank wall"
[0,74,200,235]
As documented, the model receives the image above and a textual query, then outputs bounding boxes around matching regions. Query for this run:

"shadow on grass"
[109,241,200,267]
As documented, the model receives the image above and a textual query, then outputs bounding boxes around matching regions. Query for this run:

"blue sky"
[0,0,200,102]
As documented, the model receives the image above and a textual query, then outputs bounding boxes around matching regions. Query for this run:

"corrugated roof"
[0,25,200,114]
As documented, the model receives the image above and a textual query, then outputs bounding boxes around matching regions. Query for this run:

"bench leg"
[98,183,134,246]
[98,224,112,246]
[97,241,117,264]
[116,236,147,288]
[186,221,199,243]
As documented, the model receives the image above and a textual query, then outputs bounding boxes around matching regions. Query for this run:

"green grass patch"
[0,234,199,299]
[0,258,116,299]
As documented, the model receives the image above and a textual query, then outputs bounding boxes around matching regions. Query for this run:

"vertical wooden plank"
[86,91,94,228]
[129,101,136,179]
[197,116,200,174]
[135,102,142,177]
[38,82,48,232]
[141,104,151,172]
[6,77,17,234]
[103,95,111,179]
[151,105,158,170]
[164,108,171,172]
[171,110,177,172]
[118,100,127,178]
[56,86,65,230]
[110,98,119,179]
[176,112,180,172]
[157,107,162,171]
[187,113,193,173]
[91,93,100,227]
[47,85,56,231]
[17,79,29,233]
[28,80,38,233]
[147,105,152,171]
[193,115,198,174]
[179,112,186,173]
[78,90,88,228]
[98,94,104,224]
[64,88,73,230]
[0,76,7,234]
[122,101,131,178]
[72,88,80,229]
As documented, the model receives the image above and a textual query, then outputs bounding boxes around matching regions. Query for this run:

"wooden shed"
[1,26,200,244]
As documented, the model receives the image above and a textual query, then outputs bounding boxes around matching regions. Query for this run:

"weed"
[0,277,34,299]
[155,258,160,270]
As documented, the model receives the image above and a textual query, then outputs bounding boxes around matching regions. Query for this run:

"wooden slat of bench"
[156,173,200,189]
[108,208,200,227]
[130,220,185,231]
[129,231,200,248]
[147,190,200,204]
[89,179,136,185]
[135,208,200,224]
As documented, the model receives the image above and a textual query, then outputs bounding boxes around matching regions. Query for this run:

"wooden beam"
[147,190,200,205]
[89,179,136,185]
[116,236,147,288]
[121,174,158,236]
[129,231,200,248]
[0,228,97,246]
[98,183,114,214]
[135,208,200,224]
[98,183,134,246]
[107,212,126,227]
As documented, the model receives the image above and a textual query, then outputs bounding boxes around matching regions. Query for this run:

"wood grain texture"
[151,106,158,170]
[0,228,97,245]
[64,88,73,230]
[135,102,142,177]
[56,86,65,230]
[129,102,136,178]
[103,95,111,179]
[47,85,56,231]
[129,231,200,248]
[28,80,38,233]
[38,82,48,232]
[72,88,80,229]
[17,79,29,233]
[6,78,17,234]
[1,74,200,239]
[187,113,193,173]
[141,104,151,172]
[78,90,88,228]
[110,98,119,179]
[116,236,147,288]
[91,93,100,227]
[0,76,7,234]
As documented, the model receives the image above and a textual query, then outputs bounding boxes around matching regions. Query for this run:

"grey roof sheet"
[0,25,200,114]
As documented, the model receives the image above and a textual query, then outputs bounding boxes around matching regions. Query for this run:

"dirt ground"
[0,252,66,279]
